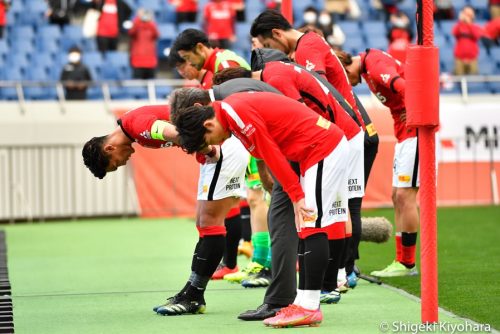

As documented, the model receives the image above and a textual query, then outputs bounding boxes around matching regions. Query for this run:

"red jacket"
[0,2,6,26]
[169,0,197,12]
[129,18,159,68]
[214,92,345,202]
[97,0,119,38]
[452,21,484,61]
[484,18,500,40]
[204,1,235,40]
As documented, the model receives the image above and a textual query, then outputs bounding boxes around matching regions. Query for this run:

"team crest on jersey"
[380,74,391,83]
[140,130,151,139]
[305,60,316,71]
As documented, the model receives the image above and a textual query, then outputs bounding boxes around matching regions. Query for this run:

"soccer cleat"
[370,260,419,277]
[263,304,323,328]
[320,289,341,304]
[347,271,358,288]
[238,241,253,259]
[241,268,271,288]
[337,277,348,293]
[153,293,183,312]
[212,264,238,280]
[156,295,206,316]
[223,262,263,283]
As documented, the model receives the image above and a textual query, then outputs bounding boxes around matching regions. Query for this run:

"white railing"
[0,144,138,223]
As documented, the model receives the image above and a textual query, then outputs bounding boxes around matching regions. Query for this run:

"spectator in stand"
[46,0,71,28]
[318,9,345,50]
[60,46,93,100]
[203,0,236,49]
[483,17,500,46]
[129,8,159,79]
[387,11,413,63]
[229,0,245,22]
[94,0,132,53]
[452,6,484,75]
[300,6,318,29]
[324,0,351,21]
[0,0,9,39]
[433,0,454,20]
[169,0,197,24]
[490,0,500,19]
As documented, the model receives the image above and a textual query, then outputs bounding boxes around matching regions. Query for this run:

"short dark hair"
[175,105,215,154]
[168,88,211,123]
[334,50,354,67]
[167,46,185,69]
[212,67,252,85]
[250,9,292,39]
[172,28,210,52]
[82,136,109,179]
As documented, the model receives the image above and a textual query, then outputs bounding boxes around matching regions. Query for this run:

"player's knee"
[247,189,265,208]
[198,211,224,228]
[393,189,417,210]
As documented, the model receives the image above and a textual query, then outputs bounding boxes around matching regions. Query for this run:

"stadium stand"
[0,0,498,100]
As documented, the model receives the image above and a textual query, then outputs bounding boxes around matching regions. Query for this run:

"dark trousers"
[263,162,300,306]
[97,36,118,53]
[132,67,156,79]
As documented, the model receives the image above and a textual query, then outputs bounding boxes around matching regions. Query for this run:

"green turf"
[3,208,497,333]
[358,206,500,329]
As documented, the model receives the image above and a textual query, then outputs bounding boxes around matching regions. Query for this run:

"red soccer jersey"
[293,31,362,125]
[213,92,345,202]
[0,2,6,26]
[204,1,235,40]
[200,70,214,89]
[261,61,361,140]
[203,48,244,73]
[360,48,415,142]
[169,0,197,12]
[118,105,174,148]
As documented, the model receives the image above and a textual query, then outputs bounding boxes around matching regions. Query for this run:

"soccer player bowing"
[173,92,350,328]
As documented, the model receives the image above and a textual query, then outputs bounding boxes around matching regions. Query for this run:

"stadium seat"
[158,23,177,41]
[343,36,365,55]
[158,3,176,23]
[18,10,47,26]
[32,53,55,69]
[36,38,60,54]
[478,61,495,75]
[11,39,35,55]
[235,23,251,51]
[1,67,23,100]
[490,48,500,66]
[6,52,30,69]
[246,1,265,22]
[338,21,361,36]
[177,22,202,33]
[0,39,8,56]
[105,51,130,67]
[365,36,388,51]
[122,86,149,99]
[439,20,455,37]
[136,0,161,11]
[8,25,35,42]
[38,25,62,42]
[84,52,104,68]
[466,81,490,94]
[361,21,387,38]
[24,67,57,100]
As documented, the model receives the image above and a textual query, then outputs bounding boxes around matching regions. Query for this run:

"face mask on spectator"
[318,14,331,26]
[392,19,407,28]
[141,12,152,21]
[68,52,81,64]
[303,11,317,24]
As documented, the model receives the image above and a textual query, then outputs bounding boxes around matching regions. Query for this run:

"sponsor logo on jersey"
[348,178,362,192]
[316,116,331,130]
[225,176,241,191]
[380,74,391,83]
[140,130,151,139]
[328,200,347,216]
[203,185,208,193]
[305,60,316,71]
[398,175,411,182]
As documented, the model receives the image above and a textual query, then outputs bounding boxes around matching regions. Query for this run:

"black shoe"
[153,292,183,312]
[156,294,206,316]
[237,303,284,321]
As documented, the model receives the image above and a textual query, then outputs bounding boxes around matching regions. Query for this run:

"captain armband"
[151,120,170,140]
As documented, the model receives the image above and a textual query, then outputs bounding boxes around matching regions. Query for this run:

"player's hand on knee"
[293,199,316,232]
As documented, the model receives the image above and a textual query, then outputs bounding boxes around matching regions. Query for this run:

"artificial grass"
[358,206,500,329]
[4,216,473,334]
